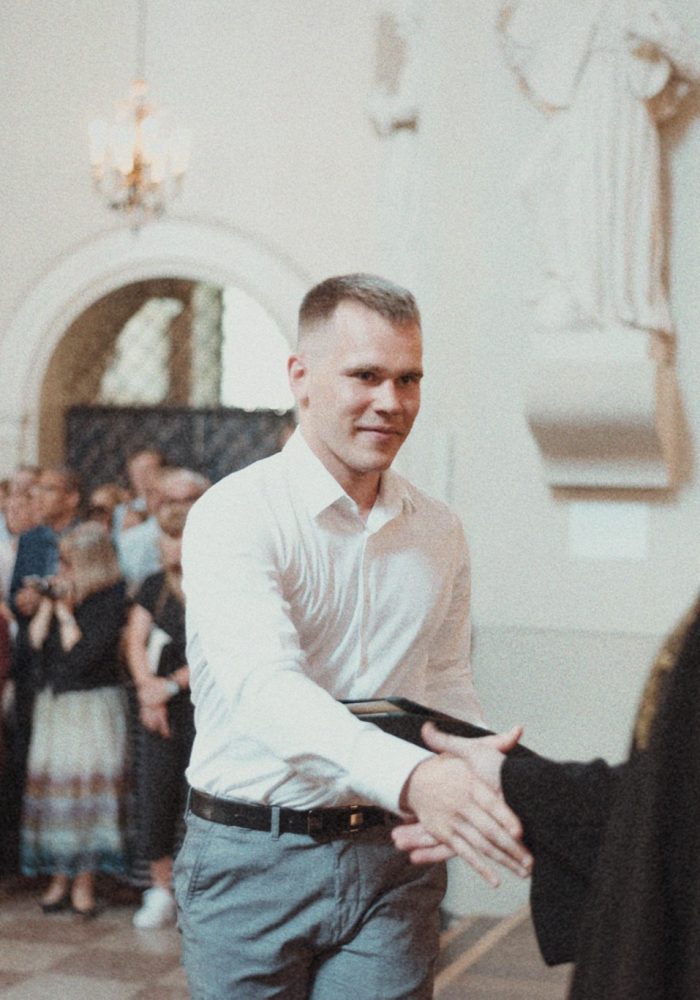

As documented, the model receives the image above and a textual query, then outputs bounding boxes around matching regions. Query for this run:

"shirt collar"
[282,429,348,519]
[282,428,414,524]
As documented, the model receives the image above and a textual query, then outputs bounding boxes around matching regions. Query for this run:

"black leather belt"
[189,788,394,837]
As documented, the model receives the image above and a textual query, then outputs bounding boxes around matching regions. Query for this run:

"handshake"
[396,720,533,886]
[345,698,533,887]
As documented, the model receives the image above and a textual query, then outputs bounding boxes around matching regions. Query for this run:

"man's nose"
[373,380,401,411]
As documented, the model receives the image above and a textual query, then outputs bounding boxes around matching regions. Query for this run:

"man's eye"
[399,374,421,385]
[353,371,377,382]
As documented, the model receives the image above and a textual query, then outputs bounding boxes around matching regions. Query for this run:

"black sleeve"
[49,585,126,691]
[134,571,165,617]
[502,754,622,966]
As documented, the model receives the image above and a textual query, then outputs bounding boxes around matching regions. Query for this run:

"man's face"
[5,493,35,535]
[288,301,423,494]
[157,475,205,536]
[32,472,78,529]
[10,469,37,497]
[128,452,162,498]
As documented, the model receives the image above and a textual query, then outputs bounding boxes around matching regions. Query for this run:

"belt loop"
[271,806,281,840]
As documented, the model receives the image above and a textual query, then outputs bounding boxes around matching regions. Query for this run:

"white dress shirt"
[183,429,483,814]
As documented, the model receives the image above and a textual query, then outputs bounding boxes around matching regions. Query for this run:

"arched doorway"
[0,219,309,474]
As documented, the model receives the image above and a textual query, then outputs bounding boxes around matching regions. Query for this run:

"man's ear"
[287,354,308,407]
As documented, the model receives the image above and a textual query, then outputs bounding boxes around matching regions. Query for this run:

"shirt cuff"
[349,725,433,815]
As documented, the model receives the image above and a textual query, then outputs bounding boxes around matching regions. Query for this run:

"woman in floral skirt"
[20,522,128,916]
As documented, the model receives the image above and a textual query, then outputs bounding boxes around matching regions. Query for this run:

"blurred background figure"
[0,480,9,546]
[86,483,129,533]
[117,466,208,592]
[0,492,39,769]
[20,522,129,917]
[0,491,39,616]
[125,470,208,929]
[113,448,166,537]
[8,465,41,498]
[1,469,82,874]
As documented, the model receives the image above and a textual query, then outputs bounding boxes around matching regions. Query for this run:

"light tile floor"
[0,877,572,998]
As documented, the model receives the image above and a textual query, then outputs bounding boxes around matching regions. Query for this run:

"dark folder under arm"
[343,696,534,756]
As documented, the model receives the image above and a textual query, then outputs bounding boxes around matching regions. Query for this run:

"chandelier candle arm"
[88,0,191,229]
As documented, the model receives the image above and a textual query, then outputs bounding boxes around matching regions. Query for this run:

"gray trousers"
[174,809,447,1000]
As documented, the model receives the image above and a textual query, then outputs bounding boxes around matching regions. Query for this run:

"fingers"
[452,799,532,877]
[392,818,502,883]
[392,822,440,852]
[488,725,524,754]
[421,721,524,758]
[421,722,459,754]
[450,803,532,879]
[408,844,455,865]
[402,753,533,883]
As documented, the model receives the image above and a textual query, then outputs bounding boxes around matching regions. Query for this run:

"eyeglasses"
[31,484,62,495]
[160,494,200,505]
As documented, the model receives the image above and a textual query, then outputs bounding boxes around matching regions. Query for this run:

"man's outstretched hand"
[395,722,533,886]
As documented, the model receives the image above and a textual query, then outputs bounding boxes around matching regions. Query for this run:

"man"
[118,466,208,590]
[175,274,531,1000]
[113,447,167,535]
[10,468,82,616]
[125,467,210,929]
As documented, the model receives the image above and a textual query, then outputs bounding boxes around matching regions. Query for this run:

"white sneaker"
[132,887,177,929]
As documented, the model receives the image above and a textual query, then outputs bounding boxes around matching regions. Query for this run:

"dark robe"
[503,597,700,999]
[568,599,700,999]
[347,603,700,1000]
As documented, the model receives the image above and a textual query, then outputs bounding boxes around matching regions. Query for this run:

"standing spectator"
[20,523,128,916]
[0,491,37,778]
[125,472,208,928]
[9,465,41,498]
[113,448,166,537]
[0,480,10,546]
[86,483,129,533]
[117,467,209,591]
[2,469,82,873]
[0,491,39,601]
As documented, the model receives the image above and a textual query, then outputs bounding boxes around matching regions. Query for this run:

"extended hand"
[15,586,41,617]
[138,675,171,709]
[395,723,532,886]
[140,703,171,738]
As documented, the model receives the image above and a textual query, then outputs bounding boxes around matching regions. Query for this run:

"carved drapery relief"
[368,0,425,285]
[499,0,700,489]
[499,0,700,344]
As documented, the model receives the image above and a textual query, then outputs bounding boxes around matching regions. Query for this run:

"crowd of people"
[0,450,209,926]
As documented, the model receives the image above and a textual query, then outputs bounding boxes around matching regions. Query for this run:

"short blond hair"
[297,273,421,346]
[59,522,122,603]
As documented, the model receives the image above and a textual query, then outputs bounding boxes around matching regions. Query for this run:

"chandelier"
[88,1,190,229]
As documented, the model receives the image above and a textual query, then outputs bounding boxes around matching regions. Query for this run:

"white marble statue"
[367,0,425,284]
[499,0,700,339]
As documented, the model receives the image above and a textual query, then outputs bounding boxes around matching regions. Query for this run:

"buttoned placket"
[354,495,405,677]
[358,523,372,674]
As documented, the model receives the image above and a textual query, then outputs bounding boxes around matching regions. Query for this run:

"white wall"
[2,0,700,916]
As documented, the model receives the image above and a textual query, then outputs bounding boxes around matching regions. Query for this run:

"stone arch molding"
[0,219,309,470]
